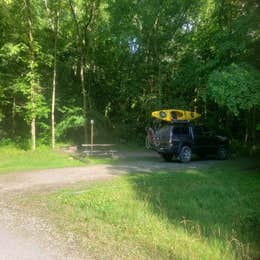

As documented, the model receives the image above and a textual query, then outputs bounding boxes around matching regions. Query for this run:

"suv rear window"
[173,126,189,135]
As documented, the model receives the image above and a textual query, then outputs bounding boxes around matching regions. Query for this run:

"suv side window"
[173,126,189,135]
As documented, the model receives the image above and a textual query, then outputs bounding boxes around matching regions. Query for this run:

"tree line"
[0,0,259,150]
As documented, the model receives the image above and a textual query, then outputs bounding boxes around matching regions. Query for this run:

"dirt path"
[0,152,216,193]
[0,152,218,259]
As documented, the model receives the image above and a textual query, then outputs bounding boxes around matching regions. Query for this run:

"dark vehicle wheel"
[179,146,192,163]
[161,153,173,162]
[217,146,228,160]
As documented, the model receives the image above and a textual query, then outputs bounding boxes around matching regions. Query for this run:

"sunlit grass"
[0,145,84,174]
[20,161,260,259]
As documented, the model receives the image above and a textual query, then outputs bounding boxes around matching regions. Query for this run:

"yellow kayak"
[151,109,201,122]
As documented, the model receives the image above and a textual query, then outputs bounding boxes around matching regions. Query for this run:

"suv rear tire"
[217,146,228,160]
[179,146,192,163]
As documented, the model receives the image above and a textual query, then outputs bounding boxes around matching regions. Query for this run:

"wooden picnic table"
[81,144,115,147]
[80,144,117,157]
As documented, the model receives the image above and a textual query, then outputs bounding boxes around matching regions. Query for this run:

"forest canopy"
[0,0,259,149]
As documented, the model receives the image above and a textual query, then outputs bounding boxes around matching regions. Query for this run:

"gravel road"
[0,151,217,193]
[0,151,218,259]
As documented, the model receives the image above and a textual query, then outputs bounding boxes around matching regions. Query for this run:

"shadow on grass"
[125,162,260,258]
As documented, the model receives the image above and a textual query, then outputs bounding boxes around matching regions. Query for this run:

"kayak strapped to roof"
[151,109,201,122]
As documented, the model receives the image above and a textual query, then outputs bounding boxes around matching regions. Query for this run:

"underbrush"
[229,139,259,158]
[20,161,260,259]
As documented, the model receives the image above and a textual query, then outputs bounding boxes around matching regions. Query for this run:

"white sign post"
[90,119,94,153]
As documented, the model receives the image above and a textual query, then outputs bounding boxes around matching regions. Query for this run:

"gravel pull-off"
[0,198,84,260]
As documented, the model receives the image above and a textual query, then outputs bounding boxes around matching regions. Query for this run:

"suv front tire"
[179,146,192,163]
[217,146,228,160]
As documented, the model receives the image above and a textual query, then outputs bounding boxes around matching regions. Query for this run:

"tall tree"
[68,0,88,143]
[24,0,37,150]
[44,0,61,149]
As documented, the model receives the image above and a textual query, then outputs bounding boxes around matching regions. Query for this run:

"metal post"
[90,119,94,153]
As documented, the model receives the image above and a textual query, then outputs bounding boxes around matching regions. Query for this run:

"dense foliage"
[0,0,259,149]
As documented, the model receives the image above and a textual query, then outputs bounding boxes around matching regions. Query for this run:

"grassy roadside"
[0,145,84,174]
[18,160,260,259]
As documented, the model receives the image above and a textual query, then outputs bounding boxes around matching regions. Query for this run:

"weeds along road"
[0,152,218,260]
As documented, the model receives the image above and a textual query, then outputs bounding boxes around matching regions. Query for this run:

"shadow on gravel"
[107,156,219,176]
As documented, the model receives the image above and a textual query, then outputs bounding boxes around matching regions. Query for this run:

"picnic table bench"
[79,144,117,157]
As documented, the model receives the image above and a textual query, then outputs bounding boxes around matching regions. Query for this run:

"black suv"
[154,123,228,162]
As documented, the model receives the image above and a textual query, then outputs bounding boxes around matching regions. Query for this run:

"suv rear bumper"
[156,146,179,155]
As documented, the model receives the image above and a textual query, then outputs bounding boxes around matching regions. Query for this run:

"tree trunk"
[44,0,60,149]
[250,108,256,154]
[51,64,57,149]
[11,97,16,136]
[88,62,94,110]
[25,0,36,151]
[51,7,60,149]
[152,15,161,106]
[193,88,198,112]
[244,126,248,145]
[244,111,250,145]
[69,0,88,143]
[204,101,207,119]
[51,11,59,149]
[80,55,88,142]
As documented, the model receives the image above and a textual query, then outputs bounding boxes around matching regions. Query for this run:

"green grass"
[0,145,84,174]
[20,160,260,259]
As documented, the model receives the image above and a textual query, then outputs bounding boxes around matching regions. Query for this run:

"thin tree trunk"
[194,88,198,112]
[244,111,251,145]
[152,15,161,105]
[250,108,256,154]
[244,127,248,145]
[11,97,16,136]
[68,0,87,143]
[51,11,59,149]
[204,101,207,119]
[25,0,36,151]
[88,62,94,110]
[80,56,87,143]
[44,0,60,149]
